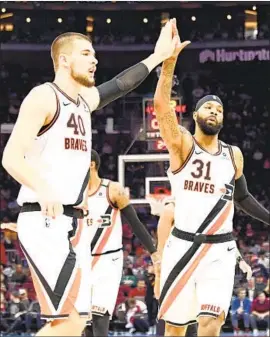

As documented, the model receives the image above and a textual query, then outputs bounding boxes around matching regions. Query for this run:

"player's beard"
[70,67,95,88]
[196,114,223,136]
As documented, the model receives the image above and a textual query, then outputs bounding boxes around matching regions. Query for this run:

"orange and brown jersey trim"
[158,175,235,319]
[88,179,103,197]
[78,94,92,113]
[74,169,90,206]
[193,138,222,156]
[90,205,113,254]
[172,141,195,175]
[106,181,118,210]
[228,145,237,178]
[90,204,120,257]
[37,85,60,137]
[20,241,77,315]
[51,82,80,106]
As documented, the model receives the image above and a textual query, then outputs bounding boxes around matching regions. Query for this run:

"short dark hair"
[91,150,101,170]
[237,288,246,295]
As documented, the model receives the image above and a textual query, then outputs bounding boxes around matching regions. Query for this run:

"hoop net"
[145,193,170,216]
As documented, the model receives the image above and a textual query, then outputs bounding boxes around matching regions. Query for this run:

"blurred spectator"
[251,257,269,280]
[254,275,268,298]
[0,233,7,265]
[230,288,251,334]
[264,279,270,297]
[258,251,269,270]
[121,267,137,288]
[250,292,270,336]
[11,264,27,284]
[5,291,26,333]
[3,230,15,250]
[125,298,149,334]
[245,223,255,244]
[25,298,42,333]
[19,288,30,311]
[122,223,133,245]
[129,280,146,299]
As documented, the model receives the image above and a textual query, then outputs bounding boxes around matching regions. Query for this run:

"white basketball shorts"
[159,234,236,327]
[17,210,92,321]
[91,250,123,316]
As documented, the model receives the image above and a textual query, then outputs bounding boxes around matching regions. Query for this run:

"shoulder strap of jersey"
[221,141,237,176]
[45,82,59,98]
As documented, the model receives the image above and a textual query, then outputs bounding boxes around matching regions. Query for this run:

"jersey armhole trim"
[171,141,195,175]
[88,179,103,197]
[37,84,60,137]
[106,181,118,210]
[78,94,92,114]
[228,145,237,177]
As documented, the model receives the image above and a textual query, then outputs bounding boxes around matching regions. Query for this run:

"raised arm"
[109,182,157,255]
[233,146,269,226]
[80,20,181,112]
[154,20,193,172]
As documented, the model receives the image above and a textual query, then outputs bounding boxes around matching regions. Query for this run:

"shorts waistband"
[172,227,234,244]
[20,202,84,219]
[91,247,123,256]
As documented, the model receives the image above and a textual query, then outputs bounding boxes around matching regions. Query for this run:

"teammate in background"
[1,152,158,337]
[2,20,176,336]
[147,196,252,337]
[154,19,269,336]
[83,150,157,337]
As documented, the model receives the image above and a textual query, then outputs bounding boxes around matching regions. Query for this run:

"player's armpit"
[108,182,129,210]
[2,84,56,191]
[79,86,100,112]
[232,146,244,179]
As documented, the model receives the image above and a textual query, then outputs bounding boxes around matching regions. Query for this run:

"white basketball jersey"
[170,139,236,234]
[17,83,92,206]
[86,179,122,255]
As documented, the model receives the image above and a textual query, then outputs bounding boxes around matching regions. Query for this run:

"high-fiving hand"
[154,18,190,62]
[170,18,191,58]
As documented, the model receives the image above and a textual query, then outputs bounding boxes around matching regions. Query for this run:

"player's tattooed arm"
[154,58,193,170]
[232,146,244,179]
[109,182,130,210]
[154,57,182,147]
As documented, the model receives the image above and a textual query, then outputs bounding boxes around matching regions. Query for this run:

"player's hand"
[40,202,63,218]
[37,186,63,218]
[154,19,190,62]
[239,259,252,281]
[0,222,18,232]
[151,252,161,285]
[151,252,161,268]
[170,18,191,58]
